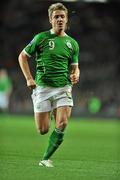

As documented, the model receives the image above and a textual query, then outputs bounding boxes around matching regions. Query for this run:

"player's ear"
[49,18,52,24]
[49,17,52,24]
[66,15,68,23]
[49,14,52,24]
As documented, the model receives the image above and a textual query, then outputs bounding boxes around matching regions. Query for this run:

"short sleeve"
[71,40,79,65]
[23,34,39,57]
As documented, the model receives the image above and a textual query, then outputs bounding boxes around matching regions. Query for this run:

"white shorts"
[31,85,73,113]
[0,92,9,109]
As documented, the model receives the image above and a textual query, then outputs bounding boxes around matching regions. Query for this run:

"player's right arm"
[18,51,36,89]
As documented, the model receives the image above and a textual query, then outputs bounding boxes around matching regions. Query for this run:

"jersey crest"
[66,41,72,50]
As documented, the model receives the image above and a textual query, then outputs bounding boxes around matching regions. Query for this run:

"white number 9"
[49,40,55,50]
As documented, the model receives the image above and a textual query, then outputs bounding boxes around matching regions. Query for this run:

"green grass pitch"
[0,114,120,180]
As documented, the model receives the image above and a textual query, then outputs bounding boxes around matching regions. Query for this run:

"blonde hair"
[48,3,68,20]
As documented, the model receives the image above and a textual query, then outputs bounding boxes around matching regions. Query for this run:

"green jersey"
[24,30,79,87]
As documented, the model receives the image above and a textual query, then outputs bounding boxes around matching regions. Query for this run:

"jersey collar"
[50,29,67,36]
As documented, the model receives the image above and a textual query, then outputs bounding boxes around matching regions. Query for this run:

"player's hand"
[70,69,80,84]
[27,79,36,89]
[70,74,79,84]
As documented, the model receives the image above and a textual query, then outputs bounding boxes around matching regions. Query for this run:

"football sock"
[43,128,64,160]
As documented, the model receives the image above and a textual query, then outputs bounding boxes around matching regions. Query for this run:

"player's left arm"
[70,64,80,84]
[70,40,80,84]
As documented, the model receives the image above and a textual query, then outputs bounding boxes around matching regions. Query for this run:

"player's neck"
[51,29,66,37]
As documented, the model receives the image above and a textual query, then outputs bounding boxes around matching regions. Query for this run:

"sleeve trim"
[23,49,31,57]
[70,63,78,65]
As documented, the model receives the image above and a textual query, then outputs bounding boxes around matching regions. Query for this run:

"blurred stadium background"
[1,0,120,119]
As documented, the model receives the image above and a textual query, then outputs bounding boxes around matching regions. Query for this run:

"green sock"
[43,128,64,160]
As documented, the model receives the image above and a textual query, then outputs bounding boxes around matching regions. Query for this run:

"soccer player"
[18,2,80,167]
[0,69,12,112]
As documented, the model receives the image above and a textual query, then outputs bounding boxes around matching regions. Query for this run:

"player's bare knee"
[37,127,49,135]
[57,120,68,130]
[40,130,48,135]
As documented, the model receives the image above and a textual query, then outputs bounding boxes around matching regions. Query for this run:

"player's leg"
[42,105,72,160]
[55,106,72,130]
[34,101,55,167]
[34,112,50,135]
[32,94,52,134]
[31,88,54,167]
[42,89,73,161]
[36,111,55,167]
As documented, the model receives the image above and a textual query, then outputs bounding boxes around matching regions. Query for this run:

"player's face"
[50,10,68,33]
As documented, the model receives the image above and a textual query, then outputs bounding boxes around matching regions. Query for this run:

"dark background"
[0,0,120,118]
